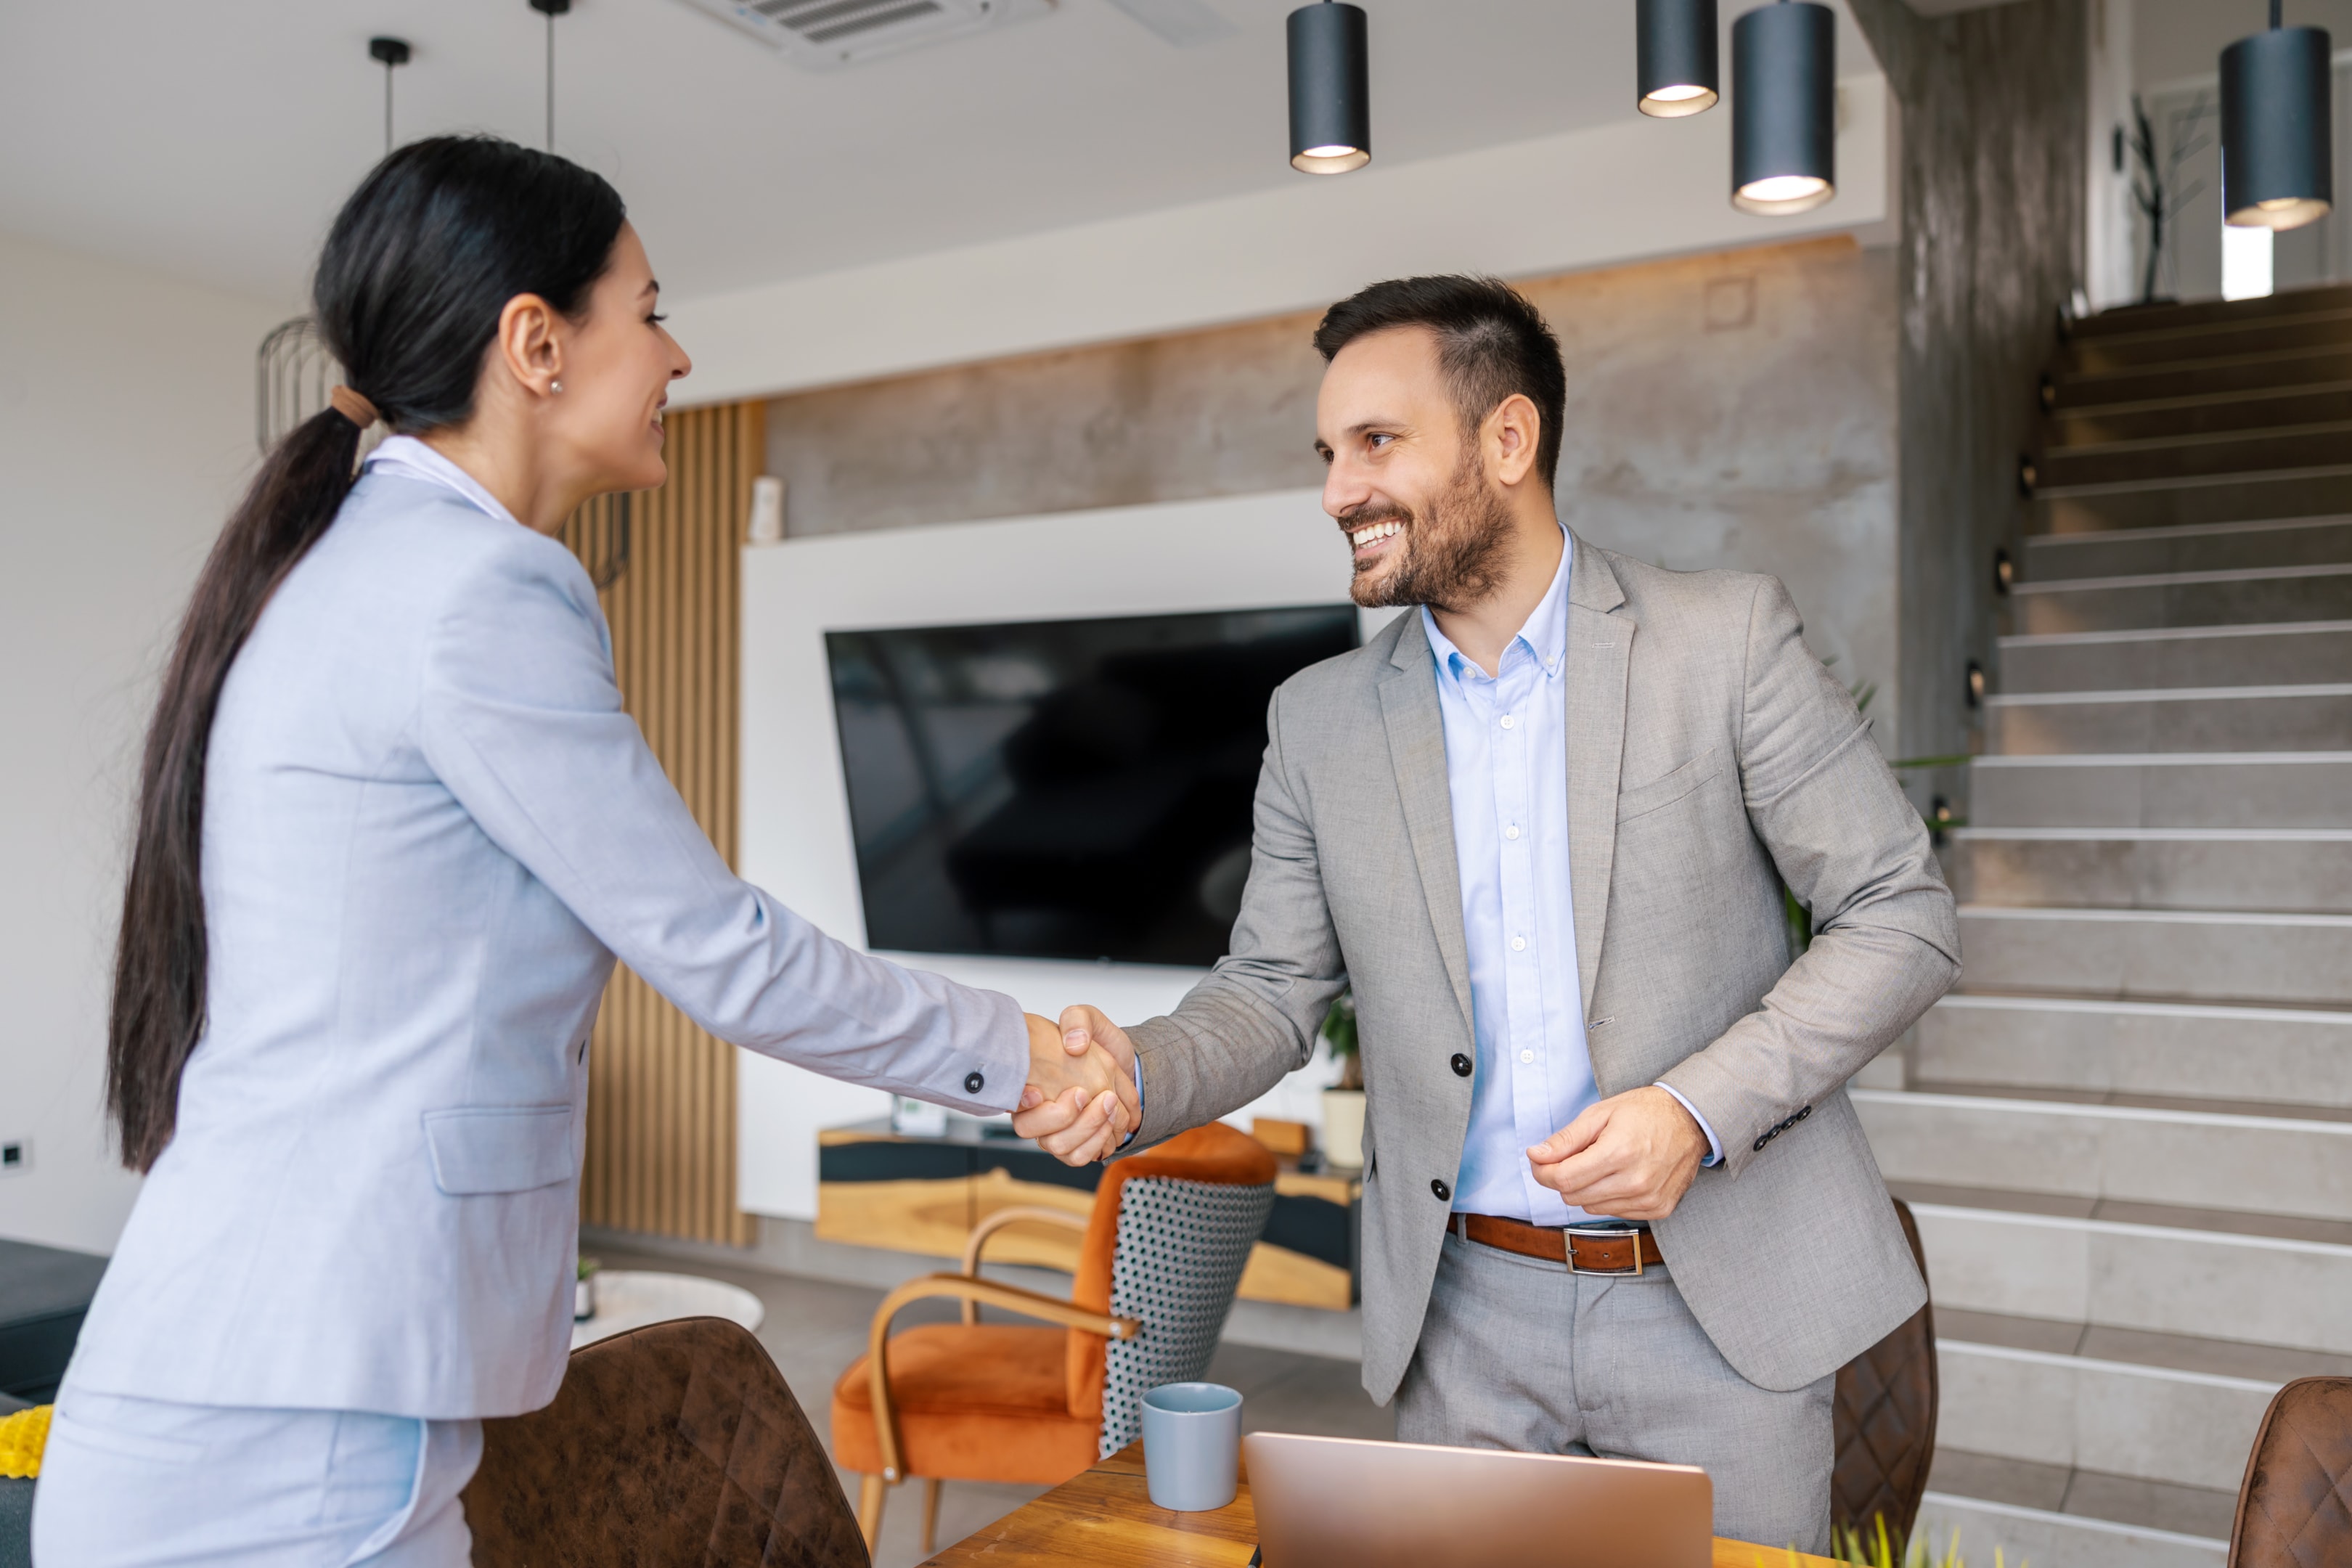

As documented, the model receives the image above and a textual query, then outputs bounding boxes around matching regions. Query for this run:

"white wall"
[736,490,1405,1220]
[667,75,1892,408]
[0,228,284,1254]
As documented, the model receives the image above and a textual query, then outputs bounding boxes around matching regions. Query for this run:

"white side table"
[571,1270,766,1350]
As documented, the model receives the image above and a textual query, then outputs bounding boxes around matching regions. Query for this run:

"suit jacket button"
[1797,1106,1810,1120]
[1431,1178,1452,1201]
[965,1071,985,1095]
[1450,1053,1472,1078]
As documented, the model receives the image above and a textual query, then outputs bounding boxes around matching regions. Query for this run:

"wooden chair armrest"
[865,1274,1140,1484]
[959,1206,1090,1323]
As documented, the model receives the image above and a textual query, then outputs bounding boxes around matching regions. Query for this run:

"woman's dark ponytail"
[107,136,624,1170]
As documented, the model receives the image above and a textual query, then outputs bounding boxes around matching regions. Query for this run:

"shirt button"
[1520,1049,1535,1064]
[964,1071,984,1094]
[1499,715,1515,730]
[1511,936,1527,952]
[1431,1178,1452,1201]
[1450,1053,1473,1077]
[1506,825,1521,841]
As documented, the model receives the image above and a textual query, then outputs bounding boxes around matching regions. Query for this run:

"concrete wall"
[1850,0,2090,801]
[767,235,1902,742]
[0,229,283,1254]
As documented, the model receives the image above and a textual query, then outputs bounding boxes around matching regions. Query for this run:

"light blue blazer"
[66,471,1026,1420]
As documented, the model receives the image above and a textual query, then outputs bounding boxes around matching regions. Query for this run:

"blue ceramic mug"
[1140,1382,1244,1511]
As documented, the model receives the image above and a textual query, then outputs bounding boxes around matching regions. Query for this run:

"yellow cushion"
[0,1405,52,1479]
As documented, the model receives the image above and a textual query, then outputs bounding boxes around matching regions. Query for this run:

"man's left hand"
[1526,1087,1707,1222]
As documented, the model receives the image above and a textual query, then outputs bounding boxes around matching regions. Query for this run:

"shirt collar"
[1420,524,1574,685]
[361,434,521,528]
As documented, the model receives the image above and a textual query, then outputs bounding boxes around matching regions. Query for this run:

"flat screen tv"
[826,605,1360,967]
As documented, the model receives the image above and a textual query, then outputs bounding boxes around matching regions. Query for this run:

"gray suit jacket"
[1127,531,1959,1399]
[68,472,1027,1421]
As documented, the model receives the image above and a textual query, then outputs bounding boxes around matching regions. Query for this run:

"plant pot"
[1320,1088,1367,1169]
[573,1275,597,1322]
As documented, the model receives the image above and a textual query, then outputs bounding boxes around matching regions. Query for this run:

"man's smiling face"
[1315,324,1515,613]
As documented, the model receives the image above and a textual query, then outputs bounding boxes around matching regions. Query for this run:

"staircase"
[1859,285,2352,1568]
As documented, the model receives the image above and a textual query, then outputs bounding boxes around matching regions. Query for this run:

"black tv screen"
[826,605,1360,967]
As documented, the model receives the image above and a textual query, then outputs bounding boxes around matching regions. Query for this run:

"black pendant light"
[368,38,411,155]
[1288,1,1370,174]
[1638,0,1718,118]
[1731,0,1834,216]
[2222,1,2332,232]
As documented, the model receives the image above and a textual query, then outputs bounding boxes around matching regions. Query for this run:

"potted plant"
[1319,992,1366,1169]
[574,1256,600,1323]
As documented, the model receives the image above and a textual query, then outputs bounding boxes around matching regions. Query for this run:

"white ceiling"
[0,1,1879,311]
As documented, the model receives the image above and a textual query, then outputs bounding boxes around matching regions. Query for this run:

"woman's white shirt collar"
[361,435,520,528]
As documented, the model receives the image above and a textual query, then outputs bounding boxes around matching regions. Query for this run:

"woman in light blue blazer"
[32,137,1134,1567]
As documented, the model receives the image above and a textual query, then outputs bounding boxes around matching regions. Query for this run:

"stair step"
[2055,344,2352,413]
[1956,904,2352,1006]
[1984,682,2352,752]
[1916,992,2352,1108]
[1851,1086,2352,1222]
[2038,425,2352,491]
[1948,827,2352,912]
[2049,384,2352,448]
[1917,1482,2226,1568]
[1935,1307,2348,1492]
[2069,284,2352,340]
[1906,1196,2352,1356]
[2038,465,2352,533]
[1969,751,2352,828]
[2065,311,2352,374]
[1999,620,2352,692]
[2022,515,2352,579]
[2014,563,2352,633]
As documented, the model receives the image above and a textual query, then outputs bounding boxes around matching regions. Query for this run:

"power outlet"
[0,1139,27,1176]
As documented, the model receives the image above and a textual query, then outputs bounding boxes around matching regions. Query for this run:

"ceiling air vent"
[678,0,1054,70]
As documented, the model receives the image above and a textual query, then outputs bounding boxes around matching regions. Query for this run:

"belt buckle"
[1562,1223,1643,1278]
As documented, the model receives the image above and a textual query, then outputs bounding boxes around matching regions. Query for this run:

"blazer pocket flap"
[423,1104,575,1196]
[1617,746,1727,822]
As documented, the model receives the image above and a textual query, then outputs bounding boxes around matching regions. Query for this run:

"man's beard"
[1343,448,1516,613]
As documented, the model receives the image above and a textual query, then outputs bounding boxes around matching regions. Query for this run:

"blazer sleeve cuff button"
[965,1071,985,1094]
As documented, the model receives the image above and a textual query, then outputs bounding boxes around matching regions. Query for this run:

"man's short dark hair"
[1312,275,1567,490]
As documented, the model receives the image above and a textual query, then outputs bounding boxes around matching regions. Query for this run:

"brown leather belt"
[1451,1212,1663,1275]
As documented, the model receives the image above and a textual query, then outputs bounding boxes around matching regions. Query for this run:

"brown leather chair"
[832,1122,1278,1553]
[1832,1196,1939,1550]
[2229,1376,2352,1567]
[464,1315,867,1568]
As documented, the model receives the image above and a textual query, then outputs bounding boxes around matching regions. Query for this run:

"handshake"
[1013,1006,1139,1164]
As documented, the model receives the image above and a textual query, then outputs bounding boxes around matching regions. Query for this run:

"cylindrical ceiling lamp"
[1732,0,1835,216]
[1638,0,1718,118]
[2221,4,2332,232]
[1289,1,1370,174]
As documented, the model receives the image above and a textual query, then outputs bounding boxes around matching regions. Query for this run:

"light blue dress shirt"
[1424,529,1720,1225]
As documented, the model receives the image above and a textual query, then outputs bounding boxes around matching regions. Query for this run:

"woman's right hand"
[1016,1011,1135,1162]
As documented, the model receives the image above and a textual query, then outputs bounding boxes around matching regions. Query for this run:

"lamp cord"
[545,7,555,151]
[2273,0,2284,29]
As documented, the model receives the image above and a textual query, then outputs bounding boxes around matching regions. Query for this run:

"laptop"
[1244,1432,1714,1568]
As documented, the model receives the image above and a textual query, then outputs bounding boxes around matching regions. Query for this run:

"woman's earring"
[551,380,563,393]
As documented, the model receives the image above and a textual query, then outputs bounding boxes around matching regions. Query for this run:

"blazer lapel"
[1379,613,1475,1034]
[1564,533,1635,1013]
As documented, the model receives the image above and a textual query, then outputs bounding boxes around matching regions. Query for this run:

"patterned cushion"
[1831,1198,1937,1548]
[2230,1376,2352,1568]
[1098,1175,1277,1458]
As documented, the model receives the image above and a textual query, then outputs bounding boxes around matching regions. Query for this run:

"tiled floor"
[597,1248,1392,1568]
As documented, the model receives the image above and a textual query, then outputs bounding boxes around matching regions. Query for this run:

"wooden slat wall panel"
[560,401,761,1245]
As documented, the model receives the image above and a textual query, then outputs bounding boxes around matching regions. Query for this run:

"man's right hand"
[1011,1005,1139,1164]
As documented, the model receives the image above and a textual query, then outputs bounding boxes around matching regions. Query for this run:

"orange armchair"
[831,1122,1277,1552]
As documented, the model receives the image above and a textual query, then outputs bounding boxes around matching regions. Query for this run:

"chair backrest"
[463,1315,867,1568]
[1832,1196,1938,1550]
[2229,1376,2352,1568]
[1066,1122,1278,1458]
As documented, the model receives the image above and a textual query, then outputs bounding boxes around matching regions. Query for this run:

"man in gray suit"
[1013,276,1959,1550]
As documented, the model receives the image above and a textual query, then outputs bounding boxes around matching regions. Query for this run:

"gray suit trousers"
[1395,1233,1834,1554]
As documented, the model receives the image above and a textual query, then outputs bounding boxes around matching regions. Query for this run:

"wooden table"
[925,1444,1842,1567]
